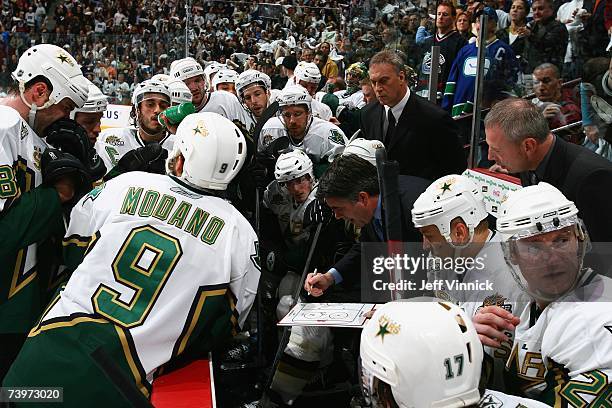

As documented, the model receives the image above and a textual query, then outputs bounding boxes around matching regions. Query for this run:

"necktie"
[528,171,539,186]
[385,109,396,146]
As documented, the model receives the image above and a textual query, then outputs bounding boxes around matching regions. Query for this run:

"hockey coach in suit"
[359,50,467,181]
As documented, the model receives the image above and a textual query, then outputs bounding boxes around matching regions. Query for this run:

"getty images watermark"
[360,242,506,303]
[371,253,492,291]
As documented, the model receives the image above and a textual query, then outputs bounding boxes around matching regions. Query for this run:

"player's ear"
[173,154,185,177]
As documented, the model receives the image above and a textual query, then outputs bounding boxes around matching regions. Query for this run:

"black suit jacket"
[359,92,466,181]
[333,175,431,289]
[519,138,612,242]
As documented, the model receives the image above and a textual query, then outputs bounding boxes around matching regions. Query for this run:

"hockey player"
[167,80,192,106]
[204,61,228,90]
[171,58,254,136]
[474,182,612,406]
[411,174,528,389]
[0,44,91,380]
[211,69,239,95]
[292,62,332,121]
[70,79,108,144]
[360,301,551,407]
[258,86,347,170]
[236,69,273,121]
[95,79,172,174]
[169,58,207,111]
[262,150,319,275]
[334,62,368,110]
[3,113,261,406]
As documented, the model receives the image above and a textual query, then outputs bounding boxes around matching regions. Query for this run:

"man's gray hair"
[484,98,550,143]
[369,50,404,74]
[534,62,560,78]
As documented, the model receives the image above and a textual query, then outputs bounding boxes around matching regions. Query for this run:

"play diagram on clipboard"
[278,303,376,328]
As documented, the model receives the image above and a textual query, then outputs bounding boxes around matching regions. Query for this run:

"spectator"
[416,1,467,100]
[531,63,581,134]
[317,41,338,79]
[496,0,530,59]
[443,8,518,117]
[456,10,475,41]
[523,0,568,74]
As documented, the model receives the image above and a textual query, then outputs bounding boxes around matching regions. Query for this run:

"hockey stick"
[375,147,402,301]
[263,223,323,395]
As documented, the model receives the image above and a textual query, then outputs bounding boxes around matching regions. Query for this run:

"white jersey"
[506,270,612,406]
[427,231,530,389]
[311,99,332,121]
[258,116,347,163]
[95,127,175,174]
[201,90,255,137]
[0,105,48,290]
[334,89,366,109]
[0,106,48,212]
[46,172,260,381]
[263,181,317,248]
[480,389,551,407]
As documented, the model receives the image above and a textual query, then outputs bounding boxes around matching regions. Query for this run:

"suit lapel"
[376,103,385,142]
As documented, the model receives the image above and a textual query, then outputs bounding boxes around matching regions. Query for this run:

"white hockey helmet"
[168,112,247,190]
[211,69,238,90]
[294,61,321,84]
[236,69,271,97]
[131,80,171,106]
[497,182,579,241]
[168,80,193,105]
[151,73,172,82]
[497,182,587,301]
[70,80,108,118]
[12,44,89,127]
[412,175,488,244]
[277,85,312,111]
[204,62,227,89]
[170,57,205,83]
[360,301,483,408]
[274,149,314,183]
[342,138,384,166]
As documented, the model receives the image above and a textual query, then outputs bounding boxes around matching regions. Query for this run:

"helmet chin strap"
[19,82,54,129]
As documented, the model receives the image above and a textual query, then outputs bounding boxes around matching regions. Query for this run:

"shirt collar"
[374,194,382,222]
[535,135,556,180]
[385,86,410,123]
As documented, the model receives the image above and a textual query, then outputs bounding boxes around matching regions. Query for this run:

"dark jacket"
[524,16,568,73]
[359,92,466,181]
[519,138,612,242]
[333,175,431,290]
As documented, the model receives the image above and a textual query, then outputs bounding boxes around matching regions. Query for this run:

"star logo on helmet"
[57,53,74,67]
[439,178,455,195]
[376,315,400,342]
[192,121,208,137]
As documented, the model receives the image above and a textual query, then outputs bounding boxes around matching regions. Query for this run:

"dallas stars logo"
[192,121,208,137]
[438,177,456,195]
[375,315,400,342]
[56,53,74,67]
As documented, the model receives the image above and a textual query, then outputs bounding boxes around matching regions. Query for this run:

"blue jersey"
[442,39,518,117]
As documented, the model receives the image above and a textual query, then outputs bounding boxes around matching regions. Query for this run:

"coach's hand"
[472,306,520,348]
[304,271,335,297]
